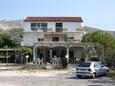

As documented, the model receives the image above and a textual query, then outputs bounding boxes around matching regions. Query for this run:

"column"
[33,46,36,63]
[66,46,69,62]
[50,48,52,59]
[43,48,46,60]
[50,43,52,61]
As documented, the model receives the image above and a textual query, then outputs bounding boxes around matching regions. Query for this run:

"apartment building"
[22,16,85,62]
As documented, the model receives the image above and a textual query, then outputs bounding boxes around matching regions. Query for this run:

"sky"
[0,0,115,31]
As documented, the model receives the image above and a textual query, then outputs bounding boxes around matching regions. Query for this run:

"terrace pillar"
[66,46,69,62]
[50,48,52,59]
[33,46,36,63]
[49,43,52,61]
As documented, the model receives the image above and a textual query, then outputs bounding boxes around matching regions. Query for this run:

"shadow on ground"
[88,76,115,86]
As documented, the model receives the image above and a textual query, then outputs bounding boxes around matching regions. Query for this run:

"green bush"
[21,47,32,56]
[104,56,115,67]
[89,57,99,61]
[104,49,115,67]
[79,57,85,62]
[61,57,68,68]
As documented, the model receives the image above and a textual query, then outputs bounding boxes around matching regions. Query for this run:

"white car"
[76,61,109,78]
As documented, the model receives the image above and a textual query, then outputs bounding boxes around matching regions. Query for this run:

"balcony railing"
[34,41,81,46]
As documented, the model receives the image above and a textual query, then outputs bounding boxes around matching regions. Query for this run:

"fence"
[35,57,62,69]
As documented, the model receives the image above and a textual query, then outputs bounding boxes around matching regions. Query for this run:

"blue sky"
[0,0,115,31]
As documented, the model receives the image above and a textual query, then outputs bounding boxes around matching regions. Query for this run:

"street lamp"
[26,55,29,64]
[65,54,69,62]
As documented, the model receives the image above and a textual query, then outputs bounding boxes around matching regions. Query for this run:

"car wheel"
[77,75,82,78]
[92,73,96,79]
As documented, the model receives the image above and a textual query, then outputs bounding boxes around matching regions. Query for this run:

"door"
[99,64,106,75]
[94,63,101,76]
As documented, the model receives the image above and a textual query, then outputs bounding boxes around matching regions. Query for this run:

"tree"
[0,32,16,48]
[82,31,114,57]
[82,32,94,42]
[8,28,23,47]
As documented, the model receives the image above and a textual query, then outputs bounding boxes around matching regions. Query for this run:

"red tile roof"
[24,17,83,22]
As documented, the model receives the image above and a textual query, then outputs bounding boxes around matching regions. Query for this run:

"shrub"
[79,57,85,62]
[104,56,115,67]
[61,57,68,68]
[104,49,115,67]
[89,57,99,61]
[21,47,32,56]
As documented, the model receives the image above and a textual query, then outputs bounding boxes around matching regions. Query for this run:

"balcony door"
[55,23,63,32]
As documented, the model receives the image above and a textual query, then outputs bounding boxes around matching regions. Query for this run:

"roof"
[0,49,20,51]
[24,17,83,22]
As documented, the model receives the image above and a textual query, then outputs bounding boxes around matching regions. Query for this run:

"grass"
[18,66,47,72]
[108,69,115,81]
[18,65,72,73]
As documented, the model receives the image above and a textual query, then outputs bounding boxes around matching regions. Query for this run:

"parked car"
[76,61,109,78]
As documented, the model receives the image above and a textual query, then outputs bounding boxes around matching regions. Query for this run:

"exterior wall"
[23,33,38,46]
[23,22,31,31]
[47,22,55,32]
[22,32,84,46]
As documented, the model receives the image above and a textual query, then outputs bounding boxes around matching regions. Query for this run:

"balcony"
[34,41,81,47]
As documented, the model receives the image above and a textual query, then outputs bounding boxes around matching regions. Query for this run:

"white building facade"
[22,17,86,63]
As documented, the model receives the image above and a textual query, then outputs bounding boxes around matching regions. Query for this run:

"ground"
[0,64,114,86]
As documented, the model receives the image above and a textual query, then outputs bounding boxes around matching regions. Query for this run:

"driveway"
[0,65,114,86]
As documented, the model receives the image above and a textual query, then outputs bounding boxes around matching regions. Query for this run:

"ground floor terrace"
[33,42,99,63]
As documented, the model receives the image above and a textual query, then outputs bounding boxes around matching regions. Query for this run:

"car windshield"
[78,62,91,67]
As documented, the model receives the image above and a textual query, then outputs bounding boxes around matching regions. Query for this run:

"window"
[94,63,100,68]
[78,62,91,67]
[52,37,59,41]
[31,23,37,30]
[99,63,104,67]
[56,23,63,32]
[41,23,47,32]
[31,23,47,31]
[38,23,47,31]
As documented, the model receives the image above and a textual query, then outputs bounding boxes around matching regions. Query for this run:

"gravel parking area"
[0,65,114,86]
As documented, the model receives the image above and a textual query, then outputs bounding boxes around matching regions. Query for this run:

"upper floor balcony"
[24,28,84,33]
[23,20,84,33]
